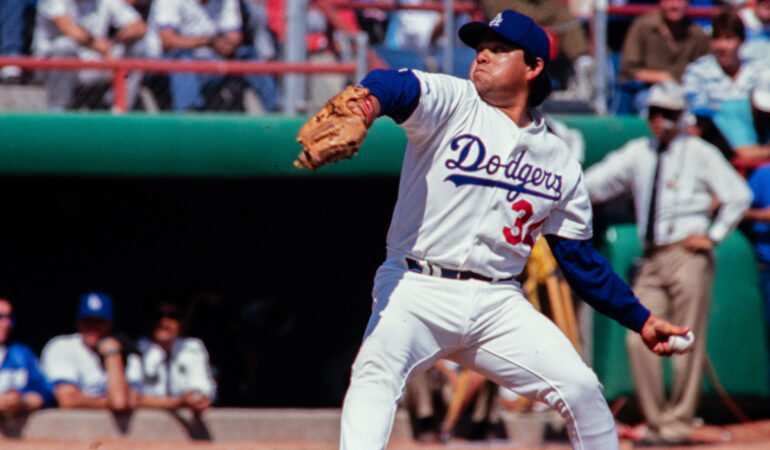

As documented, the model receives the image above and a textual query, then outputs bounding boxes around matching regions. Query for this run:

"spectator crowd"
[0,291,217,414]
[0,0,643,112]
[0,0,769,118]
[0,0,284,111]
[2,0,769,116]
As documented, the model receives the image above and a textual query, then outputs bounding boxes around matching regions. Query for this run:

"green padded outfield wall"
[0,113,648,177]
[0,113,406,177]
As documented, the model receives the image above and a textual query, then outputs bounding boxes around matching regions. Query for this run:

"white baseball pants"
[340,261,618,450]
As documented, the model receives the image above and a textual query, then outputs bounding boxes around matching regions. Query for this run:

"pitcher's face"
[470,36,542,104]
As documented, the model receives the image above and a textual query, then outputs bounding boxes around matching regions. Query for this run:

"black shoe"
[469,420,493,441]
[414,416,440,443]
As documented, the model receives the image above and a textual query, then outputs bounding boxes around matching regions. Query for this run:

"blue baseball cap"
[459,10,551,66]
[77,291,114,321]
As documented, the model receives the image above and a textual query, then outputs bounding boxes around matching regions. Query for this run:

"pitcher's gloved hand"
[294,85,374,171]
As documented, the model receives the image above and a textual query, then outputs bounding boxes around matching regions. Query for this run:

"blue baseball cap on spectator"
[459,10,551,66]
[77,291,114,321]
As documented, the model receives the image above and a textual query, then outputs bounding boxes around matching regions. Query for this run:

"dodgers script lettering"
[444,134,563,201]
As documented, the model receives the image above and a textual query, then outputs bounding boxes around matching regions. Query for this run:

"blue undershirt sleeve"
[360,69,421,124]
[544,234,651,332]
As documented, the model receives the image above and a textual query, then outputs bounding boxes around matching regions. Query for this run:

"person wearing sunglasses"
[584,81,752,445]
[0,297,54,414]
[126,302,215,412]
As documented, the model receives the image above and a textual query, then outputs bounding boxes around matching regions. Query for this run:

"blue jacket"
[0,343,54,407]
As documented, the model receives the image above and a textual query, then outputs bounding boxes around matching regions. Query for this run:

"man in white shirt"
[585,82,752,445]
[33,0,146,110]
[126,302,215,411]
[144,0,280,112]
[40,292,134,410]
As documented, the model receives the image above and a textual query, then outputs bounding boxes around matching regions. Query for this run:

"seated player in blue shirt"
[0,297,54,413]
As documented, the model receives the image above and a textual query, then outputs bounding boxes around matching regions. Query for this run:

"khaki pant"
[626,245,714,442]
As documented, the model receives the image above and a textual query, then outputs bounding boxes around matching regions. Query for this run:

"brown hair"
[712,9,745,41]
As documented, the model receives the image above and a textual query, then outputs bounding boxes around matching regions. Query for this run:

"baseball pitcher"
[296,10,691,450]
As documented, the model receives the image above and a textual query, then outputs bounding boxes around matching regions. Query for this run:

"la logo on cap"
[88,294,102,310]
[490,13,503,28]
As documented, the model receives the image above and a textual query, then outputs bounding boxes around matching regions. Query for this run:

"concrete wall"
[1,408,412,441]
[0,408,560,444]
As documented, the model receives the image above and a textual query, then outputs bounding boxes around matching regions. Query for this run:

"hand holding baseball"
[667,330,695,354]
[640,314,691,356]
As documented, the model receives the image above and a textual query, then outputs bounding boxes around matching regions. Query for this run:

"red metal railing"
[606,5,719,18]
[0,56,356,113]
[319,0,482,15]
[319,1,715,19]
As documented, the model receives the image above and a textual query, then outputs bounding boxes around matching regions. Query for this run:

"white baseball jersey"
[126,337,216,398]
[40,333,110,397]
[143,0,241,57]
[34,0,141,56]
[386,70,593,280]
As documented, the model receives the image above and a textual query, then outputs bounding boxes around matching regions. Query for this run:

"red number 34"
[503,199,546,247]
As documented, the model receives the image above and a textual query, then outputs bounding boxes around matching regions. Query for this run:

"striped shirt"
[682,54,767,116]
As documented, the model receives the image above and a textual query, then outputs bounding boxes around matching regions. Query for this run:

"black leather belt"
[406,258,514,282]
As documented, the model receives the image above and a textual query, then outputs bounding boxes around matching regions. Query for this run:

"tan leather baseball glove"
[294,85,372,171]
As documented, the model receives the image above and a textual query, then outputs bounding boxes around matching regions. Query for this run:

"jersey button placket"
[461,158,504,268]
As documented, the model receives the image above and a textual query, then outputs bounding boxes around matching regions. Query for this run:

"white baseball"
[667,331,695,354]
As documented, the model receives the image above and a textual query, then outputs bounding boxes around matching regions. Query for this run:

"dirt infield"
[0,420,768,450]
